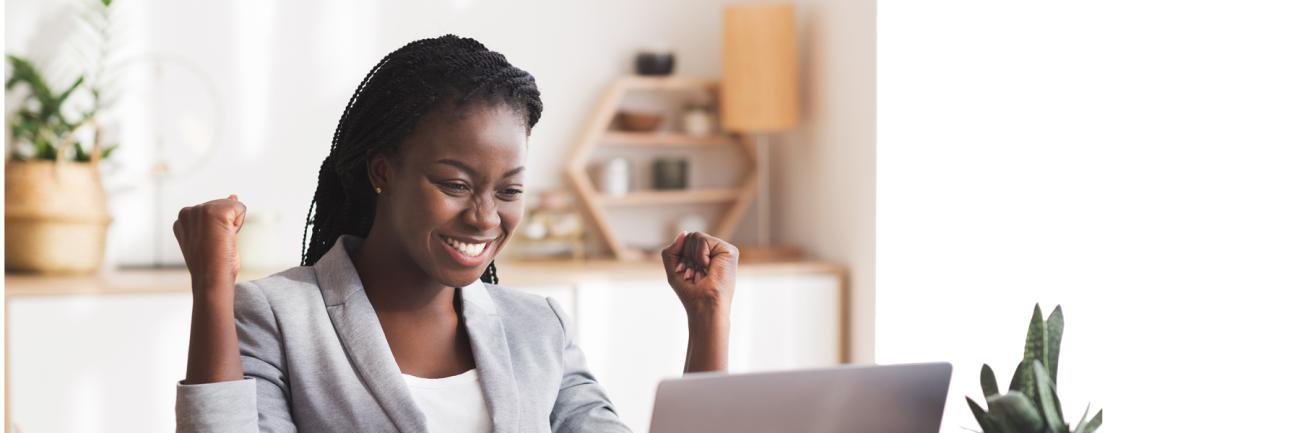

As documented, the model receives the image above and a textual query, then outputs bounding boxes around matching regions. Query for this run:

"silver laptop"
[648,362,952,433]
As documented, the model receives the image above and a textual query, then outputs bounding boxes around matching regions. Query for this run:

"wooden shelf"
[599,188,741,206]
[619,76,719,91]
[566,76,759,260]
[601,132,737,147]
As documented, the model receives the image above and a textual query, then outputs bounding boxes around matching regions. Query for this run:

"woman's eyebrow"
[435,159,525,178]
[435,159,477,176]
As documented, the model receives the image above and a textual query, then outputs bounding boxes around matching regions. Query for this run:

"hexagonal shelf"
[565,76,759,260]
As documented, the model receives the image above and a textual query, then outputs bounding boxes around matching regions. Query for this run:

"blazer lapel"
[315,235,427,433]
[461,279,522,433]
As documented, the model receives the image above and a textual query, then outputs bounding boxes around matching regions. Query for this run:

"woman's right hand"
[176,195,249,384]
[173,194,247,292]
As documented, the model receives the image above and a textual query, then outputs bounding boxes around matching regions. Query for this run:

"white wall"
[878,1,1300,431]
[774,0,876,363]
[5,0,771,268]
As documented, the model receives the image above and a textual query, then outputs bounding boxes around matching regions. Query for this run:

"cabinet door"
[572,272,842,433]
[572,278,688,433]
[8,293,193,433]
[729,273,843,372]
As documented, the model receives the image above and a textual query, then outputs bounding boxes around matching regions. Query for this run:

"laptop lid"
[648,362,952,433]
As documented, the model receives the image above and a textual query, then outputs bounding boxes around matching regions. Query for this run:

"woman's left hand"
[661,231,739,317]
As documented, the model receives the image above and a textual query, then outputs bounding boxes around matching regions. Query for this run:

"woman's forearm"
[184,278,244,384]
[175,196,248,384]
[683,306,730,373]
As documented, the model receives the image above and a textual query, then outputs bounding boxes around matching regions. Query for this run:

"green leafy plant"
[7,55,103,161]
[966,305,1103,433]
[6,0,118,162]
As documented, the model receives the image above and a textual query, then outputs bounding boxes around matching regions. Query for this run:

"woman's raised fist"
[173,194,247,291]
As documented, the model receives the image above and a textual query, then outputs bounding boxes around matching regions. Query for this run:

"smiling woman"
[357,103,529,288]
[170,35,741,433]
[298,36,543,282]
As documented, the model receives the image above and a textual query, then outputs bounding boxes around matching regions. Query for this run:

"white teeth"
[442,236,487,257]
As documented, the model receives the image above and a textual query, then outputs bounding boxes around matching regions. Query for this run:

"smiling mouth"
[440,235,490,258]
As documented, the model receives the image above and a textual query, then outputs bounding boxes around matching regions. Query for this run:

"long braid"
[300,43,410,266]
[299,35,542,288]
[481,262,498,285]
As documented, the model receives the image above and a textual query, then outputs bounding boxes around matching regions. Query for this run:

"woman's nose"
[463,194,501,231]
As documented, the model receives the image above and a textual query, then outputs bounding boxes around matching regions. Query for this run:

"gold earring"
[375,186,382,194]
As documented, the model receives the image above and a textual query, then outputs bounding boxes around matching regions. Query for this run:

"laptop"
[647,362,953,433]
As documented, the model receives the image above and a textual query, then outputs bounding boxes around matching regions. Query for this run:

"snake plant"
[967,305,1103,433]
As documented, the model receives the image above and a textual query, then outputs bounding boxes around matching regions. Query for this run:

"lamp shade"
[721,4,800,133]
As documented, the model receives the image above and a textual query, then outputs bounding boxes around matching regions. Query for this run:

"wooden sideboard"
[5,259,847,433]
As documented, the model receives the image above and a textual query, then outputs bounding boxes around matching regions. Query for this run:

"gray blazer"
[175,235,632,433]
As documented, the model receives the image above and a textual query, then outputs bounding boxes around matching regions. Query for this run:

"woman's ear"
[366,153,392,195]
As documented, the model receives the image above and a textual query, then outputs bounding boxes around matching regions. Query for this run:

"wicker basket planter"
[5,160,112,274]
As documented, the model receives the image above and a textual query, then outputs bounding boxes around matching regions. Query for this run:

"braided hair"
[300,35,542,286]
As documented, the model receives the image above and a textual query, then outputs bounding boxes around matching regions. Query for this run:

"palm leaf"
[56,75,86,106]
[100,143,119,159]
[7,55,56,108]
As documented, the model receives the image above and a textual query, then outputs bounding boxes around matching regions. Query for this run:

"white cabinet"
[549,271,844,433]
[7,293,193,433]
[6,264,842,433]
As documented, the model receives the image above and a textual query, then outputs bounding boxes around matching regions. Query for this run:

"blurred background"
[4,0,1298,432]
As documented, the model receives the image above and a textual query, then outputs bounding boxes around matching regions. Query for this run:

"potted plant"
[5,0,118,274]
[966,304,1103,433]
[5,55,117,273]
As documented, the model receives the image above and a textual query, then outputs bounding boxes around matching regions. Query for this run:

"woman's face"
[369,103,528,287]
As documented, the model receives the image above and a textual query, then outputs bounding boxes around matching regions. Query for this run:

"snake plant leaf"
[988,391,1043,433]
[981,364,1000,401]
[1023,304,1046,372]
[1046,306,1064,382]
[1078,409,1102,433]
[1050,384,1064,432]
[1032,360,1066,433]
[1008,359,1039,410]
[1072,403,1091,433]
[1008,360,1024,392]
[966,396,1000,433]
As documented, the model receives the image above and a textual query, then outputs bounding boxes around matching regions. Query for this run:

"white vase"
[600,157,631,197]
[682,107,715,137]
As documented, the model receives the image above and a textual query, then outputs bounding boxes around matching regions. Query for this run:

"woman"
[172,36,738,433]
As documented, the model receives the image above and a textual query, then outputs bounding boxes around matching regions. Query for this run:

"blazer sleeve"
[175,280,297,433]
[545,297,634,433]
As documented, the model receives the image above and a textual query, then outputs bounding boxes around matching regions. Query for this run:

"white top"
[401,369,493,433]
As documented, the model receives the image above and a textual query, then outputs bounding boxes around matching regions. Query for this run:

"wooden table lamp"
[722,3,803,261]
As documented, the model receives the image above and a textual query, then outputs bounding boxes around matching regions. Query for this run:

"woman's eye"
[439,182,472,193]
[497,188,524,200]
